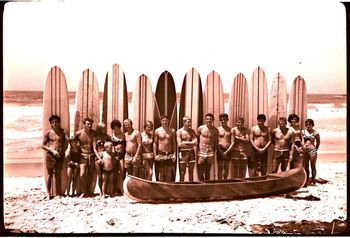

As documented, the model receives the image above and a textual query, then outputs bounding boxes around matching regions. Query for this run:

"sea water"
[3,91,346,163]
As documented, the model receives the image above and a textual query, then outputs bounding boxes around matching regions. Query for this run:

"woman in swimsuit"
[302,119,321,184]
[287,114,304,169]
[141,121,154,181]
[110,119,126,195]
[93,122,110,195]
[66,136,81,197]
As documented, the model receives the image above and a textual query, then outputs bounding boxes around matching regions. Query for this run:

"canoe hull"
[124,168,307,203]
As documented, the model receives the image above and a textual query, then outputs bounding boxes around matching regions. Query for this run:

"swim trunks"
[46,152,63,172]
[80,153,95,166]
[179,149,195,163]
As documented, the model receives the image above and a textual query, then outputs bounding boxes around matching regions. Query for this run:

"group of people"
[42,112,320,199]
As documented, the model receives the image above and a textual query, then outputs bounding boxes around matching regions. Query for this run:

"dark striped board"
[42,66,70,196]
[74,68,100,194]
[289,76,307,130]
[102,63,129,134]
[267,72,288,174]
[203,70,225,127]
[132,74,154,132]
[154,71,178,181]
[179,67,203,182]
[228,73,249,129]
[249,66,268,129]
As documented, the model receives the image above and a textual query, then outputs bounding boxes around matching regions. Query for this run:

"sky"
[3,0,347,94]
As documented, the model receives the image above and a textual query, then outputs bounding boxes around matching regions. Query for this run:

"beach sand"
[3,151,348,235]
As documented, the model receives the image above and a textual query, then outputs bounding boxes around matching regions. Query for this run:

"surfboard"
[203,70,224,180]
[102,63,129,193]
[267,72,288,173]
[132,74,154,132]
[102,63,129,134]
[74,68,100,194]
[289,76,307,130]
[228,73,249,128]
[154,71,177,181]
[42,66,70,196]
[179,67,204,181]
[203,70,225,127]
[249,66,268,129]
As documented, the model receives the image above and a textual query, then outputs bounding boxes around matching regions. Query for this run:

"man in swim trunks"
[141,121,155,181]
[271,117,295,173]
[230,117,250,178]
[42,115,68,198]
[74,117,96,197]
[287,114,304,169]
[250,114,271,177]
[154,115,177,182]
[217,113,231,180]
[197,113,222,180]
[124,119,142,177]
[176,116,198,182]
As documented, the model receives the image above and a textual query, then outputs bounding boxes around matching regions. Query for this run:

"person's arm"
[224,128,236,155]
[315,131,321,151]
[262,127,272,152]
[214,128,224,157]
[42,131,60,157]
[135,131,142,158]
[153,130,158,159]
[249,127,259,151]
[289,130,295,163]
[172,129,177,162]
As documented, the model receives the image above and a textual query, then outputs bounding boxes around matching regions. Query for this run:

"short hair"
[124,118,133,125]
[236,117,244,123]
[279,117,287,123]
[96,122,106,128]
[205,113,214,119]
[83,117,94,124]
[160,115,169,120]
[305,119,314,126]
[111,119,122,129]
[49,115,60,123]
[182,116,191,123]
[219,113,228,120]
[257,114,266,121]
[287,114,300,123]
[144,121,153,129]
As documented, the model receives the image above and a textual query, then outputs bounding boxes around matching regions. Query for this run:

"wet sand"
[3,153,348,234]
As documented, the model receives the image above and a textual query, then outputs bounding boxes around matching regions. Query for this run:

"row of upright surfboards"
[42,64,308,193]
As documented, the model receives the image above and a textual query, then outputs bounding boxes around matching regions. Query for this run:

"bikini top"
[141,132,153,145]
[111,133,126,146]
[302,129,318,144]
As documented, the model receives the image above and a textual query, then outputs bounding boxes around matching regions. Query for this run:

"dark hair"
[287,114,300,123]
[257,114,266,121]
[144,120,153,129]
[83,117,94,124]
[236,117,244,123]
[124,119,133,125]
[111,119,122,129]
[205,113,214,119]
[219,113,228,120]
[305,119,314,126]
[49,115,60,123]
[279,117,287,123]
[160,115,169,120]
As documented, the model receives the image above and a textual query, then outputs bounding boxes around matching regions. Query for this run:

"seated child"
[66,136,81,197]
[100,142,116,197]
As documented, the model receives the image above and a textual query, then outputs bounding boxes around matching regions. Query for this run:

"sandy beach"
[3,153,347,234]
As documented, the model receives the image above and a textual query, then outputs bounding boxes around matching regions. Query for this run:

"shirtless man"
[124,119,142,177]
[177,116,198,182]
[287,114,304,169]
[153,115,177,182]
[74,118,96,197]
[230,117,249,178]
[42,115,68,198]
[250,114,271,177]
[197,113,221,180]
[217,113,231,180]
[141,121,155,181]
[271,117,295,173]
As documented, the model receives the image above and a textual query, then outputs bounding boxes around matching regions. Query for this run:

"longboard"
[203,70,224,180]
[102,63,129,193]
[102,63,129,134]
[289,76,307,130]
[228,73,249,128]
[154,71,177,181]
[74,68,100,194]
[179,67,203,181]
[42,66,70,196]
[267,72,288,173]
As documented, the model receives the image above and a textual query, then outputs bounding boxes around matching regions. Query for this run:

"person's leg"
[217,159,224,180]
[310,154,318,182]
[79,164,88,196]
[179,161,187,182]
[72,167,79,196]
[272,151,281,173]
[197,157,205,181]
[239,157,248,178]
[303,154,310,182]
[46,168,54,198]
[188,161,195,182]
[66,166,72,196]
[205,157,214,180]
[102,171,108,197]
[280,152,290,172]
[95,160,102,194]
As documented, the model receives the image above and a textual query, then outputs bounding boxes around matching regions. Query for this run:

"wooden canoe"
[123,167,307,203]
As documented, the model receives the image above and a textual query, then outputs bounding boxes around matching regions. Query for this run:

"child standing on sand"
[66,137,81,197]
[100,142,116,198]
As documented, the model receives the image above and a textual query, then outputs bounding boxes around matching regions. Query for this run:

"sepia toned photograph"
[3,0,347,235]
